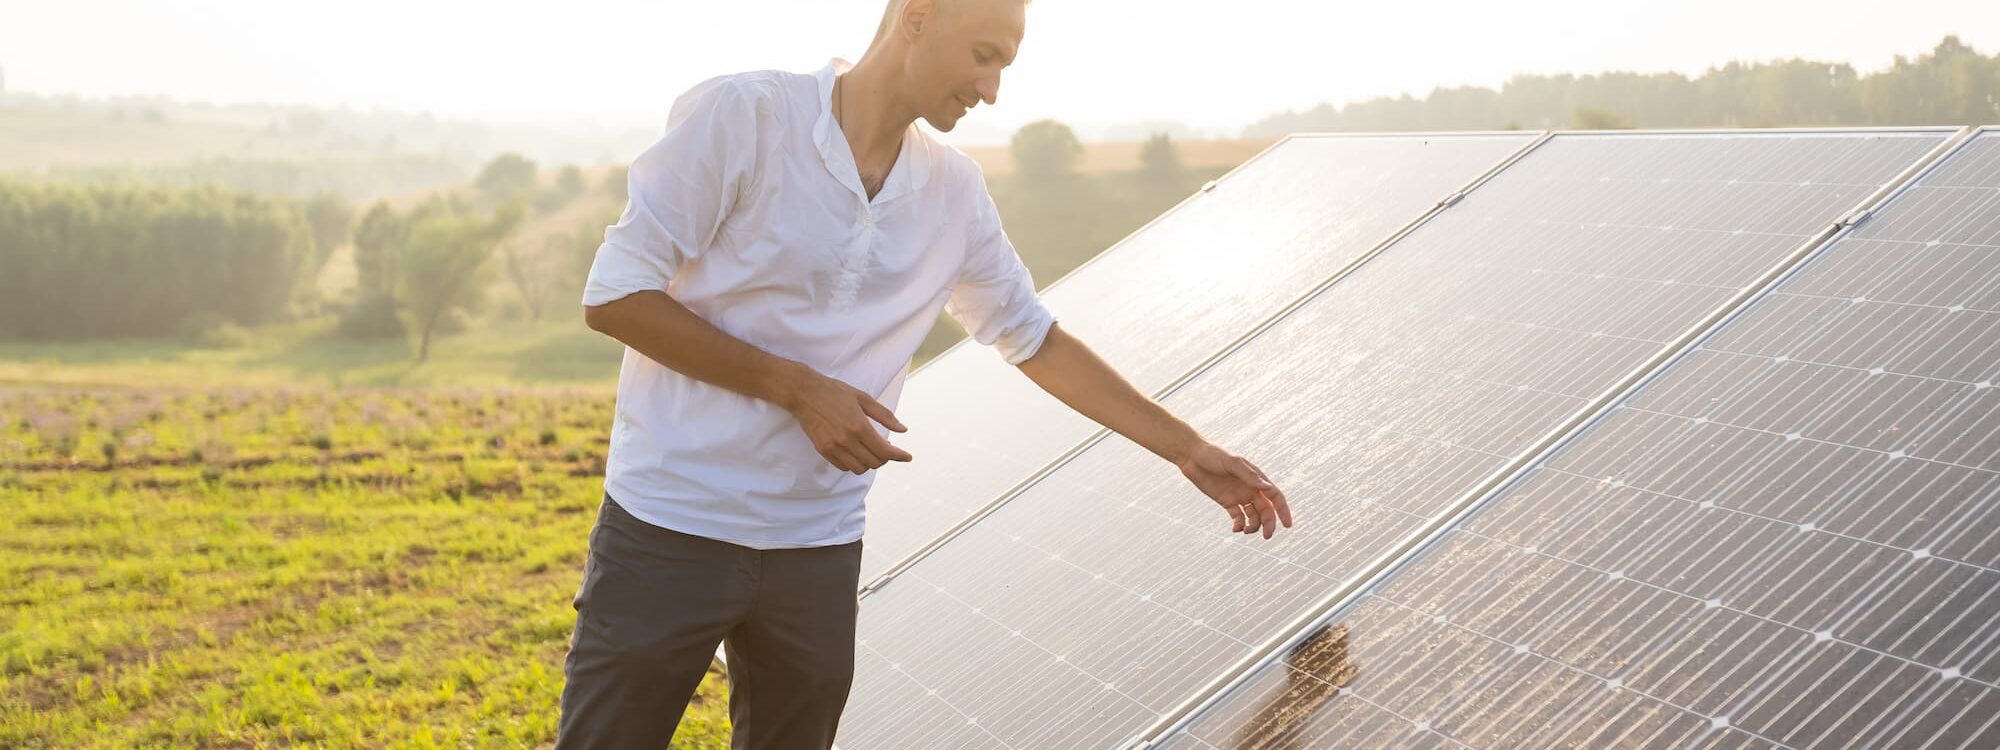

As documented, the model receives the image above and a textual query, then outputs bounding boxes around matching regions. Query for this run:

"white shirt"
[581,59,1056,549]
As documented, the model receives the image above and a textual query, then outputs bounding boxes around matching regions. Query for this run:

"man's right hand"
[783,369,913,475]
[582,291,914,476]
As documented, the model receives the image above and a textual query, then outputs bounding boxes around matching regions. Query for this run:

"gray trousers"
[556,493,863,749]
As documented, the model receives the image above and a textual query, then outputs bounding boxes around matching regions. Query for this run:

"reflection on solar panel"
[859,134,1540,582]
[1153,129,2000,750]
[836,129,1959,750]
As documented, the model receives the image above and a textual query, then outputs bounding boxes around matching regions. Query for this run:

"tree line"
[0,153,616,360]
[0,181,323,339]
[0,121,1219,367]
[37,154,468,202]
[14,30,1985,359]
[1248,35,2000,135]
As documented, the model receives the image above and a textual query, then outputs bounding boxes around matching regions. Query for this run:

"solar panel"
[860,134,1540,581]
[1152,128,2000,749]
[836,129,1957,750]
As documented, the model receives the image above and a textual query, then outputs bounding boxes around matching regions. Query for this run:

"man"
[560,0,1294,746]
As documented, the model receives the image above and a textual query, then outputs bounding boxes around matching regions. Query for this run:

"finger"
[821,448,857,474]
[1268,486,1294,528]
[839,447,869,474]
[859,396,907,433]
[1222,502,1247,533]
[859,428,913,463]
[1252,494,1281,539]
[1238,458,1292,528]
[829,446,869,475]
[844,440,888,472]
[1239,498,1261,535]
[842,433,883,469]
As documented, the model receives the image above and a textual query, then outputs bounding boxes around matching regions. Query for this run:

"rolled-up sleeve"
[946,175,1057,365]
[582,77,764,307]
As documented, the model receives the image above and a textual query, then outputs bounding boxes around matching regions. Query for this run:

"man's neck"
[837,57,915,168]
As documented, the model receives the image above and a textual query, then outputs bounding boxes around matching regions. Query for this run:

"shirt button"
[863,214,876,227]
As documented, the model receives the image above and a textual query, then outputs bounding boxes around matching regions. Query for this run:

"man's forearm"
[1016,323,1205,465]
[583,290,810,409]
[1021,324,1293,537]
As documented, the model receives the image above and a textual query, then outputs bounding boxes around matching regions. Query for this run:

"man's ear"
[899,0,935,39]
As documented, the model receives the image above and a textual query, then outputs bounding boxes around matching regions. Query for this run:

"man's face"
[906,0,1023,132]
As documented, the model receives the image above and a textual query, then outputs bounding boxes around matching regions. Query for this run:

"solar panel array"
[837,128,1976,749]
[1153,129,2000,749]
[859,134,1539,582]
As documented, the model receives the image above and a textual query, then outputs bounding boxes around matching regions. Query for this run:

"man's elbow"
[1011,324,1064,374]
[586,290,671,337]
[582,302,614,334]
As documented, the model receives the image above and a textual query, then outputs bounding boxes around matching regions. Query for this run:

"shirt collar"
[813,58,932,205]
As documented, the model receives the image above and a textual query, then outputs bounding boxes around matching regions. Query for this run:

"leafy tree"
[475,153,538,205]
[1571,107,1635,130]
[500,230,568,322]
[399,204,523,362]
[1862,36,1998,126]
[300,192,353,272]
[533,165,590,214]
[350,202,407,299]
[1137,132,1184,179]
[341,202,411,337]
[601,165,630,202]
[1010,119,1082,178]
[0,181,313,339]
[555,166,586,199]
[342,197,467,338]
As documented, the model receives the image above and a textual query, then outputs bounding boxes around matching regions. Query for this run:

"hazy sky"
[4,0,1996,144]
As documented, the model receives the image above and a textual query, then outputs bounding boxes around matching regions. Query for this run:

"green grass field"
[0,310,971,392]
[0,318,621,391]
[0,387,736,747]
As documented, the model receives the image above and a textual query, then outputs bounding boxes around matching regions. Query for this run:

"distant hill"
[0,91,660,183]
[959,137,1276,177]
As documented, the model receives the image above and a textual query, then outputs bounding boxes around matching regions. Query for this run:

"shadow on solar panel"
[1223,624,1358,750]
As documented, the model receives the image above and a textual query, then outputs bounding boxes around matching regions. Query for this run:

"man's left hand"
[1177,443,1293,539]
